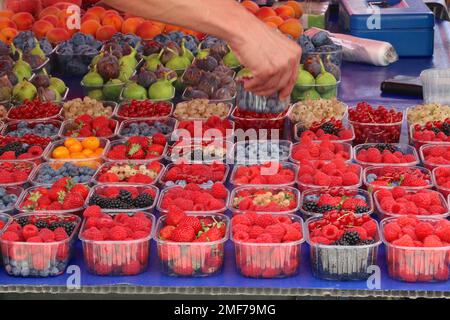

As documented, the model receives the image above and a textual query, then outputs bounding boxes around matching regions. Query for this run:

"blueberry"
[366,174,377,183]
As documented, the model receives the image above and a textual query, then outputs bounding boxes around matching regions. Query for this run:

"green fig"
[88,89,104,100]
[165,54,191,71]
[49,77,67,95]
[119,43,139,70]
[236,67,252,79]
[118,66,134,83]
[196,49,209,59]
[223,48,240,68]
[39,86,61,102]
[303,89,321,100]
[12,80,37,102]
[102,78,123,100]
[123,83,147,100]
[144,50,163,72]
[31,41,46,59]
[148,75,175,100]
[12,48,32,81]
[82,70,104,87]
[91,53,104,68]
[320,88,338,99]
[295,69,315,92]
[181,39,195,62]
[315,59,337,94]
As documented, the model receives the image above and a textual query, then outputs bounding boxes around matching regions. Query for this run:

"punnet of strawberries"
[19,177,89,212]
[162,162,228,186]
[106,134,167,160]
[63,115,118,138]
[8,100,61,120]
[365,166,432,190]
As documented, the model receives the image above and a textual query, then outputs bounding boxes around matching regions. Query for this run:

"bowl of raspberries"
[354,143,419,168]
[230,161,298,187]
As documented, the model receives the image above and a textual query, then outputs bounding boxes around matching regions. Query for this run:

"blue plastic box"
[339,0,435,57]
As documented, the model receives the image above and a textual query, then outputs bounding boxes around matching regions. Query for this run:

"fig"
[210,42,229,59]
[195,56,218,72]
[23,53,46,69]
[181,39,195,63]
[12,48,32,81]
[324,62,341,81]
[184,87,209,99]
[154,65,177,81]
[12,80,37,102]
[215,65,235,77]
[182,67,203,86]
[123,83,147,100]
[223,49,240,68]
[0,42,9,56]
[315,60,337,94]
[303,55,322,78]
[137,69,157,88]
[143,41,163,56]
[0,57,14,73]
[6,71,18,86]
[88,89,104,101]
[197,72,220,97]
[31,74,50,88]
[144,51,163,72]
[30,42,46,59]
[82,70,104,87]
[102,79,123,100]
[0,75,12,101]
[38,86,61,102]
[165,53,190,71]
[149,76,175,100]
[97,53,120,81]
[111,50,123,60]
[213,87,234,100]
[303,89,321,100]
[196,49,209,59]
[49,77,67,95]
[161,41,181,65]
[295,69,315,92]
[119,43,139,70]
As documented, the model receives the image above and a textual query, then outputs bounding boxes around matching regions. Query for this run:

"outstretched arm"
[102,0,301,99]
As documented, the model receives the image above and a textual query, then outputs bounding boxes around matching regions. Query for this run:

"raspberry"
[391,187,405,199]
[362,220,377,238]
[207,198,225,210]
[383,222,401,242]
[27,236,43,242]
[248,225,264,239]
[265,223,286,241]
[392,234,414,247]
[435,221,450,242]
[172,198,194,211]
[1,231,19,241]
[322,225,339,240]
[256,233,273,243]
[415,222,434,241]
[132,230,148,239]
[109,226,128,241]
[39,228,56,242]
[255,214,277,228]
[179,216,203,234]
[122,260,142,275]
[82,227,104,241]
[231,214,252,226]
[210,183,228,199]
[342,172,359,186]
[166,206,186,226]
[22,224,39,240]
[423,235,443,247]
[234,230,249,241]
[83,205,102,218]
[282,226,302,242]
[170,224,196,242]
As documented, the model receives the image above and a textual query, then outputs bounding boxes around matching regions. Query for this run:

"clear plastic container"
[288,100,348,130]
[167,140,233,164]
[432,167,450,197]
[306,216,381,281]
[118,117,177,140]
[231,214,304,278]
[157,184,229,214]
[293,122,355,143]
[104,138,167,163]
[173,101,233,121]
[235,81,290,114]
[59,119,118,140]
[420,68,450,105]
[374,189,449,219]
[56,46,98,76]
[154,213,229,277]
[228,185,300,215]
[29,161,101,187]
[43,137,110,164]
[79,212,155,276]
[349,109,404,144]
[363,166,433,191]
[381,217,450,282]
[354,143,419,168]
[419,144,450,171]
[2,119,62,140]
[80,80,125,102]
[291,80,341,102]
[290,141,353,164]
[229,161,299,188]
[408,124,450,150]
[62,101,118,120]
[233,140,292,165]
[0,160,36,187]
[114,101,173,121]
[120,85,175,103]
[86,184,159,213]
[6,103,63,122]
[173,118,235,142]
[92,161,164,185]
[0,213,81,277]
[0,186,24,215]
[158,162,230,189]
[300,188,373,220]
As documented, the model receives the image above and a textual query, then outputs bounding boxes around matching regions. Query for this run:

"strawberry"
[179,216,203,234]
[127,136,149,148]
[147,144,164,156]
[71,184,89,199]
[28,146,43,156]
[78,127,94,137]
[75,114,93,125]
[0,151,16,160]
[95,127,113,137]
[128,144,145,159]
[166,206,186,226]
[152,133,166,146]
[53,177,72,190]
[159,225,176,240]
[62,193,85,210]
[91,116,110,130]
[170,224,196,242]
[48,187,66,202]
[47,202,63,210]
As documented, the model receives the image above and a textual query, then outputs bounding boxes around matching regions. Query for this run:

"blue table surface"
[1,19,450,294]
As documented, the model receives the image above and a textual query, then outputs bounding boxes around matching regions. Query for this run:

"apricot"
[86,6,106,18]
[42,0,81,8]
[95,25,116,41]
[82,13,101,23]
[278,15,292,21]
[41,14,59,27]
[265,22,278,29]
[255,7,276,20]
[101,13,123,32]
[150,20,166,33]
[11,12,34,31]
[123,13,139,20]
[0,27,18,45]
[275,5,295,18]
[53,2,80,11]
[136,21,161,40]
[164,24,181,33]
[47,27,70,44]
[278,18,303,39]
[81,19,101,36]
[122,17,144,34]
[263,16,284,27]
[241,0,259,14]
[0,10,14,19]
[285,1,303,18]
[32,20,54,39]
[38,6,61,19]
[100,9,120,19]
[0,17,17,30]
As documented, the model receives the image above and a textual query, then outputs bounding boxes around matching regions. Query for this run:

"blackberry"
[296,125,306,138]
[303,201,319,213]
[333,238,350,246]
[89,194,105,207]
[3,142,28,157]
[442,123,450,136]
[133,193,153,208]
[359,239,375,245]
[103,198,125,209]
[60,221,76,236]
[320,122,339,135]
[432,127,442,135]
[48,221,61,231]
[16,216,29,227]
[355,206,370,214]
[375,144,396,153]
[318,204,336,213]
[341,231,360,245]
[118,190,133,203]
[35,220,48,229]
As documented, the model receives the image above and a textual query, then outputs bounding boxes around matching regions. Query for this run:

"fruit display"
[301,188,373,218]
[105,135,167,161]
[12,71,67,103]
[0,160,35,185]
[0,213,81,277]
[349,102,403,144]
[420,144,450,170]
[160,162,228,188]
[80,208,154,276]
[229,186,299,214]
[232,107,288,139]
[410,121,450,149]
[432,167,450,197]
[119,118,176,139]
[3,119,60,138]
[306,211,380,280]
[364,166,432,191]
[12,31,53,56]
[234,140,292,164]
[87,184,157,211]
[61,115,118,138]
[94,161,163,185]
[7,99,61,120]
[158,183,228,214]
[374,188,448,218]
[62,97,115,119]
[290,138,351,163]
[47,137,106,161]
[0,135,47,161]
[167,140,231,164]
[174,99,230,120]
[355,143,419,167]
[295,118,354,143]
[381,217,450,282]
[297,159,362,190]
[175,116,234,141]
[31,162,98,186]
[230,162,298,187]
[289,98,347,128]
[123,66,175,101]
[155,211,229,277]
[407,103,450,126]
[231,212,304,278]
[0,46,34,88]
[18,177,89,213]
[116,100,172,119]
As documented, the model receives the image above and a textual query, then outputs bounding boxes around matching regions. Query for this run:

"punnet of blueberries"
[121,121,173,137]
[34,163,96,185]
[6,121,59,138]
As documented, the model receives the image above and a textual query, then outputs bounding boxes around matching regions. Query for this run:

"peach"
[42,0,81,8]
[274,5,295,18]
[82,13,101,23]
[95,25,116,41]
[41,14,59,27]
[278,14,292,21]
[46,27,70,44]
[38,6,61,19]
[0,17,17,30]
[123,13,139,20]
[32,20,54,39]
[0,27,18,45]
[150,20,166,32]
[86,6,106,18]
[121,17,144,34]
[100,9,120,19]
[81,19,101,36]
[285,1,303,18]
[263,16,284,27]
[53,2,80,11]
[11,12,34,31]
[278,18,303,39]
[101,13,123,32]
[0,10,14,19]
[136,21,161,40]
[256,7,276,20]
[241,0,259,14]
